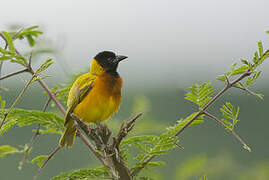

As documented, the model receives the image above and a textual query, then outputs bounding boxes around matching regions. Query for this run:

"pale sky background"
[1,0,269,88]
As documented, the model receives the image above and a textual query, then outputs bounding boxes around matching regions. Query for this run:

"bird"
[59,51,127,148]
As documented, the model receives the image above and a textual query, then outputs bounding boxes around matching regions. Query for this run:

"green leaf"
[258,41,263,58]
[246,70,261,87]
[0,96,6,109]
[240,59,249,66]
[220,102,240,131]
[253,51,259,64]
[121,135,157,147]
[0,108,64,136]
[51,166,111,180]
[38,128,62,134]
[36,58,53,74]
[185,82,214,107]
[254,93,264,99]
[26,35,35,47]
[0,56,12,61]
[150,150,168,155]
[15,26,43,47]
[230,65,249,76]
[1,31,15,52]
[147,161,166,167]
[217,75,225,82]
[229,63,237,73]
[31,155,47,167]
[0,145,22,158]
[30,75,51,84]
[218,63,249,82]
[137,177,154,180]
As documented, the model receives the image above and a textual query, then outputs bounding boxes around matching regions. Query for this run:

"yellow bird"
[59,51,127,148]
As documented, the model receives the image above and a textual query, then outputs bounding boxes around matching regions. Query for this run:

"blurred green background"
[1,0,269,179]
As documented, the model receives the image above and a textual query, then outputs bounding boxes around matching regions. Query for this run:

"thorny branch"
[73,113,142,180]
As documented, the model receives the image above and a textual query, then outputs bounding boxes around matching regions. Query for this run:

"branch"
[0,32,8,90]
[203,111,251,152]
[33,146,61,180]
[74,113,142,180]
[113,113,142,149]
[174,70,251,136]
[131,155,154,177]
[233,84,263,99]
[0,72,37,129]
[0,68,29,80]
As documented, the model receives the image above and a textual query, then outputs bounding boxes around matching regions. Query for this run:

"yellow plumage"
[59,53,125,148]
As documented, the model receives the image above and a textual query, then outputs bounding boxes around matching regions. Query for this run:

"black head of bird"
[94,51,128,72]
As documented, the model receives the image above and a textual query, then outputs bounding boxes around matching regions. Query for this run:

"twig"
[113,113,142,149]
[0,33,8,49]
[233,85,262,98]
[19,97,52,169]
[0,73,37,129]
[131,155,155,177]
[175,143,184,150]
[174,70,251,136]
[203,111,251,152]
[0,68,29,80]
[0,32,8,90]
[107,113,142,180]
[28,66,66,115]
[12,27,24,40]
[33,146,61,180]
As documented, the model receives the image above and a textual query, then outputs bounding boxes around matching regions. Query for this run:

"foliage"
[185,82,213,108]
[14,26,43,47]
[0,145,22,158]
[121,112,203,173]
[0,25,268,180]
[0,108,64,136]
[51,166,111,180]
[31,155,50,167]
[220,102,239,131]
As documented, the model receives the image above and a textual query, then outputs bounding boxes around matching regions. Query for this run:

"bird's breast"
[74,72,123,123]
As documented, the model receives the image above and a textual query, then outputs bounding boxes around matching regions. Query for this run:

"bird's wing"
[64,73,96,126]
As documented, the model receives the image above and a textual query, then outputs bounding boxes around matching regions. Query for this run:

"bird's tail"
[59,119,77,148]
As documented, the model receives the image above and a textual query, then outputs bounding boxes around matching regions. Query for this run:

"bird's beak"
[116,55,128,62]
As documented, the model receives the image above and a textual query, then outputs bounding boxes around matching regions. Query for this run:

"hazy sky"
[1,0,269,87]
